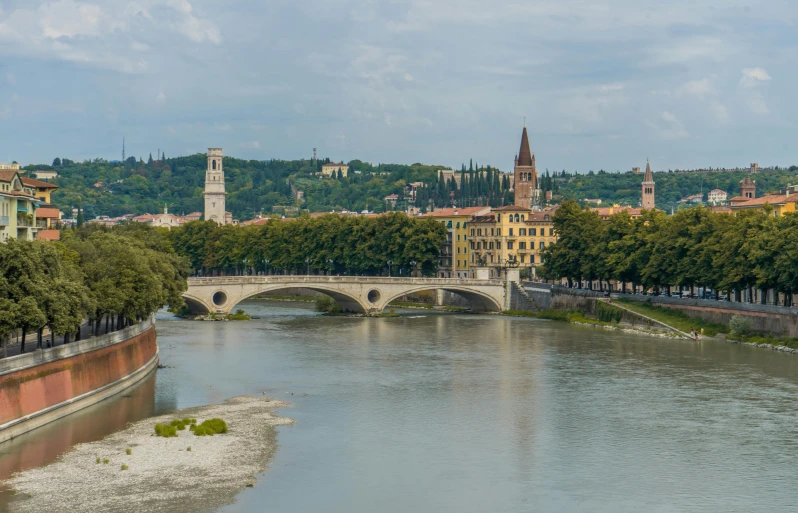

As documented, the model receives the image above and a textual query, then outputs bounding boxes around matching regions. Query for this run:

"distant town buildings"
[384,194,399,208]
[32,170,58,180]
[707,189,727,204]
[321,162,349,178]
[0,163,20,171]
[0,169,45,242]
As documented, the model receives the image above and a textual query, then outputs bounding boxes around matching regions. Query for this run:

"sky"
[0,0,796,173]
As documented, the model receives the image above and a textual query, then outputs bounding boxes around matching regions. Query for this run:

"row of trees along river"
[542,200,798,305]
[168,213,447,277]
[0,224,190,356]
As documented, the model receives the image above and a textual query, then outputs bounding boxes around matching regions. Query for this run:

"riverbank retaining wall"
[0,317,158,444]
[619,295,798,337]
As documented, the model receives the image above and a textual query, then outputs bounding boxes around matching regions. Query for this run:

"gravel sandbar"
[6,395,293,513]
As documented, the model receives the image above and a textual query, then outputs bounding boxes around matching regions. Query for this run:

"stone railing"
[187,276,505,287]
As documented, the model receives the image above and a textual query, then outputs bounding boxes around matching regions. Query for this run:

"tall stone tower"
[513,126,538,209]
[204,148,226,225]
[641,160,655,209]
[741,176,756,199]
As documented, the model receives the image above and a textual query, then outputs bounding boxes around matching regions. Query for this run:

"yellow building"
[21,177,58,204]
[729,192,798,216]
[321,162,349,178]
[424,207,490,278]
[469,205,557,278]
[0,170,42,242]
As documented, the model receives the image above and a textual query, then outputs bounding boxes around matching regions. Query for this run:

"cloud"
[738,67,771,114]
[677,78,715,98]
[241,140,261,149]
[156,91,166,103]
[647,111,688,139]
[0,1,221,73]
[740,67,771,87]
[6,73,15,86]
[214,123,232,131]
[709,102,729,124]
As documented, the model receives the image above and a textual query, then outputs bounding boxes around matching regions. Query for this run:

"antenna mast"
[122,136,126,162]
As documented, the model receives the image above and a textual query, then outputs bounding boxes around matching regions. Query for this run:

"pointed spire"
[644,160,653,182]
[517,126,533,167]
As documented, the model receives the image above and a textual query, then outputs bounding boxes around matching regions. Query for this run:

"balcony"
[17,218,34,228]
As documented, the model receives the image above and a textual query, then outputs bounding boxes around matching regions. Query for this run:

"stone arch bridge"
[183,276,511,315]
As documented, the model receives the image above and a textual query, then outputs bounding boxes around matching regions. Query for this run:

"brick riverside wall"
[0,320,157,427]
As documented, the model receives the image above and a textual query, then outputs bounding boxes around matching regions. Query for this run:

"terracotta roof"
[471,215,496,223]
[323,162,346,166]
[517,126,533,167]
[35,207,62,219]
[240,218,271,226]
[36,229,61,241]
[384,194,399,200]
[592,206,643,217]
[0,169,18,182]
[492,205,532,212]
[730,193,798,208]
[526,212,554,222]
[424,207,490,217]
[21,177,58,189]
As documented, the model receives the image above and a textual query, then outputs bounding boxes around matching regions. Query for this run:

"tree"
[53,157,62,167]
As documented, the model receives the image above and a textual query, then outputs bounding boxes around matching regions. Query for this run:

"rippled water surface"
[3,299,798,512]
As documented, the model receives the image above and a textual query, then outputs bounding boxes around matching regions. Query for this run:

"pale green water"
[3,300,798,512]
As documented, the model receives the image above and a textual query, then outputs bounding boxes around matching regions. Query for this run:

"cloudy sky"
[0,0,796,172]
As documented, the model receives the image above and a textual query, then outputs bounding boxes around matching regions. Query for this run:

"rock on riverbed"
[6,396,293,513]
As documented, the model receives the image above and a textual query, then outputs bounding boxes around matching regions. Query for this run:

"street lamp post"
[410,260,417,278]
[305,258,311,276]
[242,258,249,277]
[387,260,393,277]
[263,259,270,276]
[328,258,334,275]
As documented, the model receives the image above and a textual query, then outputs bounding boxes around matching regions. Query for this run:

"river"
[2,299,798,512]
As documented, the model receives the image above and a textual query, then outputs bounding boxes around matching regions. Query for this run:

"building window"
[490,228,494,236]
[509,228,514,236]
[519,241,526,249]
[520,254,525,263]
[520,215,525,222]
[549,228,555,236]
[489,242,494,250]
[457,234,460,241]
[497,229,501,236]
[457,247,460,254]
[497,214,501,222]
[507,241,514,250]
[540,241,546,249]
[514,214,519,222]
[456,222,461,229]
[212,160,216,170]
[463,222,467,228]
[471,229,475,236]
[496,242,501,250]
[520,228,526,236]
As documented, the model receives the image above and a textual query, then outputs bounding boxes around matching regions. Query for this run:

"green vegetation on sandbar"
[375,309,400,318]
[387,301,433,309]
[616,299,727,336]
[190,418,228,437]
[154,423,178,438]
[315,294,343,314]
[503,309,622,329]
[226,309,251,321]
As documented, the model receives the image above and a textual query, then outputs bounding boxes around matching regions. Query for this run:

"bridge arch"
[236,284,369,314]
[381,286,503,313]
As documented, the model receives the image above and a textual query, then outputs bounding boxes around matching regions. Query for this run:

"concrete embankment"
[0,318,158,444]
[6,396,293,513]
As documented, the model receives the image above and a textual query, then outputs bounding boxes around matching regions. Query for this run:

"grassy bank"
[616,299,728,336]
[503,309,613,327]
[253,294,315,302]
[387,301,434,309]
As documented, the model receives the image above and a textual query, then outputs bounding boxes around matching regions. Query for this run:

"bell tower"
[641,160,655,209]
[204,148,227,224]
[513,125,539,208]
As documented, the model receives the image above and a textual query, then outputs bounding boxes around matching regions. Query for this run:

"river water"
[2,299,798,512]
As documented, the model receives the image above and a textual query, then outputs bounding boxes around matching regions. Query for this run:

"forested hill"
[23,155,798,220]
[557,166,798,212]
[27,155,516,220]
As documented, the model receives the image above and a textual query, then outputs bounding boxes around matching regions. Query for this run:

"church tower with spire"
[204,148,227,225]
[513,125,539,208]
[641,160,655,210]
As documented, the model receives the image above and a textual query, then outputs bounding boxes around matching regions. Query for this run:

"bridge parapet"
[184,276,508,315]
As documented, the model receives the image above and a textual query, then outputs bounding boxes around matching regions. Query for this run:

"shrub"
[125,448,132,455]
[154,423,178,438]
[187,446,192,452]
[729,315,754,338]
[315,294,342,314]
[103,458,110,464]
[121,464,129,471]
[596,302,623,324]
[193,418,228,437]
[96,457,101,464]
